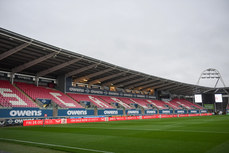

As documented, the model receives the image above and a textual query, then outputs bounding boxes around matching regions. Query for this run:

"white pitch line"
[73,127,229,134]
[0,138,114,153]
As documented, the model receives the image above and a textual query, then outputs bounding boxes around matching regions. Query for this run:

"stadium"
[0,27,229,153]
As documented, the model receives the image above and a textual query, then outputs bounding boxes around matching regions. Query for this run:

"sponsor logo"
[9,110,42,117]
[124,93,132,97]
[104,110,118,115]
[69,87,85,92]
[0,120,5,126]
[7,119,13,124]
[146,110,157,114]
[127,110,139,114]
[67,110,87,116]
[162,110,170,113]
[108,92,119,96]
[177,110,184,113]
[136,95,145,98]
[190,110,197,113]
[90,90,103,94]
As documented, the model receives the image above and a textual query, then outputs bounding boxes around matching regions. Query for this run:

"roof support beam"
[116,77,146,88]
[89,72,126,85]
[73,68,113,83]
[141,81,163,90]
[102,74,136,86]
[12,52,56,73]
[151,82,174,90]
[157,83,179,90]
[66,63,98,78]
[125,80,155,89]
[0,43,30,61]
[37,58,81,77]
[170,86,193,93]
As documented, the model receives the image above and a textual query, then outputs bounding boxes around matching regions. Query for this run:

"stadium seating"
[68,93,114,109]
[129,98,151,109]
[98,96,133,109]
[144,99,170,109]
[0,80,38,107]
[15,82,82,108]
[170,99,204,110]
[165,101,184,110]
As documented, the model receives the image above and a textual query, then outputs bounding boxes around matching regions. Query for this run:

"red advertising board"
[67,117,106,124]
[23,119,43,126]
[24,113,213,126]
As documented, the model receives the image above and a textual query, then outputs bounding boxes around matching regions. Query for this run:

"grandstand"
[0,27,228,121]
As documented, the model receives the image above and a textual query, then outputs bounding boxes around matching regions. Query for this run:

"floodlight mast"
[196,68,226,88]
[196,68,228,112]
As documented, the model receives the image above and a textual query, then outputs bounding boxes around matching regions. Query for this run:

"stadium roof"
[0,27,214,96]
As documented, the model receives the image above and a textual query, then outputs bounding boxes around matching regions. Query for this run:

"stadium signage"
[69,87,85,93]
[200,110,207,113]
[126,109,141,115]
[66,86,156,99]
[159,110,173,114]
[145,110,157,115]
[0,108,53,118]
[15,74,33,81]
[10,110,42,117]
[98,109,123,115]
[58,109,94,117]
[108,91,119,96]
[0,72,7,78]
[189,110,199,114]
[175,110,186,114]
[67,110,87,116]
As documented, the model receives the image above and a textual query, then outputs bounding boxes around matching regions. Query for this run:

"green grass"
[0,115,229,153]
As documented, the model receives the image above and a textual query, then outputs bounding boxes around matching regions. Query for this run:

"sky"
[0,0,229,87]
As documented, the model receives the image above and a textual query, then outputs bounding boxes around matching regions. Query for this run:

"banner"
[204,104,214,109]
[15,74,34,81]
[126,109,141,115]
[66,86,156,99]
[144,109,157,115]
[0,108,53,118]
[58,109,94,117]
[23,113,213,126]
[200,110,207,113]
[188,110,199,114]
[97,109,123,116]
[175,110,186,114]
[159,110,173,114]
[66,117,106,124]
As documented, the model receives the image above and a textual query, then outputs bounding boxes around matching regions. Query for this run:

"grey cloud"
[0,0,228,87]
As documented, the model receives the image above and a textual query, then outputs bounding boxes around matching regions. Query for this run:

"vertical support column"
[35,76,39,87]
[10,72,14,84]
[57,75,66,93]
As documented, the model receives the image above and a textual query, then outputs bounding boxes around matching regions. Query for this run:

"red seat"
[15,82,82,108]
[0,80,38,107]
[68,93,114,109]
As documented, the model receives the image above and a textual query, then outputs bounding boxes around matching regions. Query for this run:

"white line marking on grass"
[0,138,114,153]
[73,127,229,134]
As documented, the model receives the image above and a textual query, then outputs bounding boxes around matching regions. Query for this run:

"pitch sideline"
[0,137,114,153]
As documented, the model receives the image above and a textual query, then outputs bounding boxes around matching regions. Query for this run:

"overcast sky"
[0,0,229,87]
